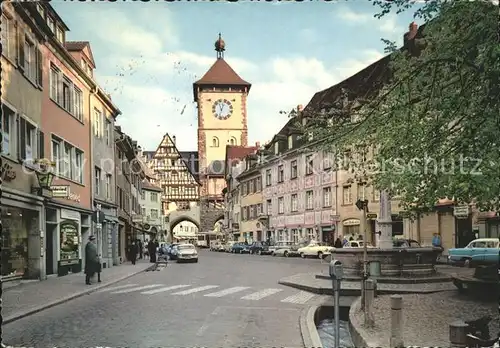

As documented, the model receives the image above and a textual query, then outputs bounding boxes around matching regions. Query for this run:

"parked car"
[448,238,499,267]
[249,241,272,255]
[210,241,222,251]
[176,243,198,263]
[231,243,250,254]
[393,238,421,248]
[344,241,374,248]
[272,242,303,257]
[225,241,236,252]
[298,241,335,258]
[168,244,180,260]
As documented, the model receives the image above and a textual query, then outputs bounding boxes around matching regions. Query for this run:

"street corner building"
[0,2,138,281]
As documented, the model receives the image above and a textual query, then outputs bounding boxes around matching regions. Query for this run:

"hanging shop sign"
[1,162,16,181]
[59,220,80,265]
[343,218,361,226]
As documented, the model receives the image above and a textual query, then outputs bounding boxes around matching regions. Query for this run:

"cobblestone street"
[3,251,322,347]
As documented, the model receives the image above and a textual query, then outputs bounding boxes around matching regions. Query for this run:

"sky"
[52,1,422,152]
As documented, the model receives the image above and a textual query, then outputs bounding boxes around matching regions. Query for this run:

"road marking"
[281,291,316,304]
[171,285,219,295]
[204,286,250,298]
[240,288,283,300]
[140,284,191,295]
[196,323,210,336]
[97,283,138,292]
[111,284,163,294]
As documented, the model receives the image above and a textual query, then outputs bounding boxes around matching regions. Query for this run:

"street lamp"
[33,160,55,197]
[355,198,369,280]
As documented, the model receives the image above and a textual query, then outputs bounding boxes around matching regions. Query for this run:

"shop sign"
[59,220,80,265]
[343,218,361,226]
[1,162,16,181]
[67,193,81,203]
[132,214,143,223]
[143,223,151,230]
[51,185,69,198]
[453,205,469,219]
[61,209,80,221]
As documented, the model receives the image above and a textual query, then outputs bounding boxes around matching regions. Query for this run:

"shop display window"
[1,207,29,277]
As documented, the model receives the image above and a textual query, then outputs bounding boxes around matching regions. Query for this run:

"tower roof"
[193,34,251,101]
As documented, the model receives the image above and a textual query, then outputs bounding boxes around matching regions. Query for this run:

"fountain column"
[377,190,393,249]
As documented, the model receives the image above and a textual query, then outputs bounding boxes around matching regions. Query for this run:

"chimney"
[297,104,303,112]
[172,135,176,144]
[255,141,260,148]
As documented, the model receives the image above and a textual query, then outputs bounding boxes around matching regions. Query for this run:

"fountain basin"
[329,247,441,277]
[301,304,354,348]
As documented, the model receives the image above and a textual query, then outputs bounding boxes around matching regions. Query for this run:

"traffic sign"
[367,213,378,219]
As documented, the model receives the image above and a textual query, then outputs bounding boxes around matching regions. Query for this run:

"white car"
[225,241,236,252]
[298,241,335,258]
[344,241,374,248]
[176,244,198,263]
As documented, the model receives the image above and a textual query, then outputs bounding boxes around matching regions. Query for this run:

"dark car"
[168,243,180,260]
[231,243,250,254]
[393,239,420,248]
[249,241,272,255]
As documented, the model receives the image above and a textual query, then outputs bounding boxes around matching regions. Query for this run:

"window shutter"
[18,117,26,160]
[17,29,25,71]
[38,130,45,159]
[36,47,43,87]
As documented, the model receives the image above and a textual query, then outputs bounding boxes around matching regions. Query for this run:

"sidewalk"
[2,260,154,324]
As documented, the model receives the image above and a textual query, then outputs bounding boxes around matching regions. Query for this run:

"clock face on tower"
[212,99,233,120]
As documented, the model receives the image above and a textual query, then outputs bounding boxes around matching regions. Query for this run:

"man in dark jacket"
[129,241,138,265]
[85,235,98,285]
[148,240,157,263]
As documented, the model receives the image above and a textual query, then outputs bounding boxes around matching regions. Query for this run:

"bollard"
[390,295,404,348]
[449,321,468,348]
[364,279,375,327]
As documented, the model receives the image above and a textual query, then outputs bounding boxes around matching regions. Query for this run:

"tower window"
[212,137,219,147]
[230,137,237,146]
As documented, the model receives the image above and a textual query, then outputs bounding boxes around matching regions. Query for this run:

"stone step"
[315,273,452,284]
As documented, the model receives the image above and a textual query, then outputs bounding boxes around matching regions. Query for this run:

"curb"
[3,264,155,325]
[299,305,323,348]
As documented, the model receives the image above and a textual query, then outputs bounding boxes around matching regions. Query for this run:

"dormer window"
[37,4,45,18]
[274,142,279,155]
[287,136,293,149]
[47,17,55,33]
[56,27,64,43]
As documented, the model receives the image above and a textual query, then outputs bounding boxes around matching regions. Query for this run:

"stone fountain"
[328,191,442,280]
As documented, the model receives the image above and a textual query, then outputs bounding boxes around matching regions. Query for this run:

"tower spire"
[214,33,225,59]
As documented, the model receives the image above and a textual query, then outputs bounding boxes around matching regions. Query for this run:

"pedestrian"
[148,240,157,263]
[334,237,343,248]
[138,239,143,259]
[129,241,138,265]
[84,235,98,285]
[96,254,102,283]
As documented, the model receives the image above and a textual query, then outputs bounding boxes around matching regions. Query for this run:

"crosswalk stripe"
[141,284,191,295]
[111,284,163,294]
[281,291,316,304]
[97,284,138,293]
[204,286,250,298]
[240,288,283,300]
[171,285,219,295]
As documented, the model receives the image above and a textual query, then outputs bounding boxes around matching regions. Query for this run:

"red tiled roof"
[64,41,88,51]
[194,59,251,87]
[226,145,257,161]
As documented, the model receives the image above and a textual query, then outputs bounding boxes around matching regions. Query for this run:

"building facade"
[223,145,258,241]
[139,179,163,242]
[130,143,146,244]
[257,108,339,245]
[40,4,96,277]
[114,126,135,262]
[193,35,250,232]
[237,154,264,243]
[144,134,200,242]
[1,2,46,280]
[83,50,121,269]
